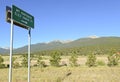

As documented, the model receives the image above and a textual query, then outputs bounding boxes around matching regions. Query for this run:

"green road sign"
[12,5,34,29]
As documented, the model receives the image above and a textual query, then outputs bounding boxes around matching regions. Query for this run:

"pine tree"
[50,51,61,67]
[69,54,78,67]
[86,53,96,67]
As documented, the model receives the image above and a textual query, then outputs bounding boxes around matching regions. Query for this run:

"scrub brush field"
[0,55,120,82]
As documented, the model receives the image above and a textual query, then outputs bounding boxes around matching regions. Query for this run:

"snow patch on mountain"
[88,35,99,39]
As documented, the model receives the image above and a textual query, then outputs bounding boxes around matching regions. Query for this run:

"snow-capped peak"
[46,40,73,44]
[88,35,99,39]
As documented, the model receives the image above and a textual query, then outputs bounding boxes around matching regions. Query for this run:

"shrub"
[13,62,20,68]
[0,55,4,64]
[37,55,46,67]
[21,54,35,67]
[0,55,5,68]
[107,54,119,67]
[86,54,96,67]
[37,55,42,65]
[50,51,61,67]
[0,64,5,68]
[21,54,28,67]
[12,57,19,68]
[69,54,78,67]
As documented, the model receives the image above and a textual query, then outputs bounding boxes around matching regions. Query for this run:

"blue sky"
[0,0,120,48]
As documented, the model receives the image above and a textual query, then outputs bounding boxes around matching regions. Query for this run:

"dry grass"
[0,66,120,82]
[0,55,120,82]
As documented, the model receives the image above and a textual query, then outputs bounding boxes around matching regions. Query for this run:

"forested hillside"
[0,37,120,55]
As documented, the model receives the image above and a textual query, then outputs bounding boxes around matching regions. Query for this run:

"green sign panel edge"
[12,5,34,29]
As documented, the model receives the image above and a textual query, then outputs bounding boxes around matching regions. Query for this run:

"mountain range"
[0,36,120,54]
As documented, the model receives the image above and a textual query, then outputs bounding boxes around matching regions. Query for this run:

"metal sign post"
[28,28,31,82]
[6,5,34,82]
[9,19,14,82]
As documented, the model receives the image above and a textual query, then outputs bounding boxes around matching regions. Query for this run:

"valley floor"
[0,55,120,82]
[0,66,120,82]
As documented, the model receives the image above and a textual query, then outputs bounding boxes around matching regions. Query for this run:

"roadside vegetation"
[0,49,120,82]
